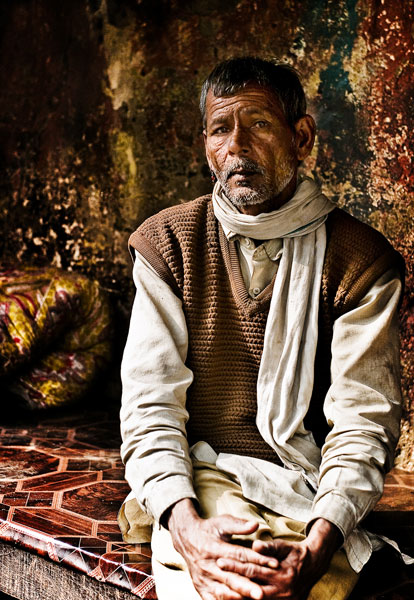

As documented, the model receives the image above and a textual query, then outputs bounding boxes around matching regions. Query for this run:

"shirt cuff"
[309,490,360,541]
[145,474,198,524]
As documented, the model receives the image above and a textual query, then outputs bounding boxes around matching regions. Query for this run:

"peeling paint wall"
[0,0,413,465]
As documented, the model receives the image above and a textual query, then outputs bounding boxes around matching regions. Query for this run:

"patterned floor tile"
[62,481,130,521]
[2,492,29,506]
[0,502,10,520]
[12,507,93,536]
[102,467,126,480]
[376,484,414,512]
[27,491,54,507]
[97,522,124,534]
[394,470,414,488]
[0,435,32,446]
[0,481,20,494]
[0,405,155,597]
[65,547,100,573]
[66,459,114,471]
[103,564,134,588]
[104,551,153,568]
[1,403,413,599]
[56,535,108,552]
[32,429,70,439]
[20,471,99,491]
[94,531,125,542]
[0,447,60,479]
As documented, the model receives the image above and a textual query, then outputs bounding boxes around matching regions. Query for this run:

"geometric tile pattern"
[374,469,414,515]
[1,403,414,599]
[351,470,414,600]
[0,405,156,599]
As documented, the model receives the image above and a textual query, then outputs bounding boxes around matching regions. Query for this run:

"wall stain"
[0,0,413,465]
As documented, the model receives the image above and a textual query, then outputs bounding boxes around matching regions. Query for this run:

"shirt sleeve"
[120,251,197,522]
[310,268,403,539]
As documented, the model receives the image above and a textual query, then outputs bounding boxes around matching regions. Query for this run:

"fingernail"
[268,559,278,568]
[252,589,262,600]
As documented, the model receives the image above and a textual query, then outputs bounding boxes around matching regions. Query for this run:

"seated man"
[119,57,403,600]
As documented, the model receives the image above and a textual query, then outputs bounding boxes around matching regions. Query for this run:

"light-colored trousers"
[151,461,359,600]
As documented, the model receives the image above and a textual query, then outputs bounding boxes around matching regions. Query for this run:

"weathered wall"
[0,0,413,465]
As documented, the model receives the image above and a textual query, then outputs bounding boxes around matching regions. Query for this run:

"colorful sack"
[0,266,111,409]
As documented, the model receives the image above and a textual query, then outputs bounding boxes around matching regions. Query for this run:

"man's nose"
[228,126,250,155]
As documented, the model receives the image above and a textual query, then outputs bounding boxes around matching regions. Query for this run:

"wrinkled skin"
[203,85,315,215]
[167,498,342,600]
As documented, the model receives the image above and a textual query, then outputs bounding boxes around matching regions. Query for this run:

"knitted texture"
[130,197,403,457]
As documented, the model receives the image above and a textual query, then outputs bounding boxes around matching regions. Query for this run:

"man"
[119,57,404,600]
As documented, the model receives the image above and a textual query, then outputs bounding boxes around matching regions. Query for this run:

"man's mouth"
[225,165,264,182]
[229,170,257,178]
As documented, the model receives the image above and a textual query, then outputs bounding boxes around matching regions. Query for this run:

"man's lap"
[151,461,358,600]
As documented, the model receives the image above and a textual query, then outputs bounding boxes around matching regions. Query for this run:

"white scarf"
[212,177,336,486]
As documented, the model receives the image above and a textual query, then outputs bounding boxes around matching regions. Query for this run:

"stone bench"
[0,402,413,600]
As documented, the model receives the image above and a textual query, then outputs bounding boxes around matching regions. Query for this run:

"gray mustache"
[223,159,265,182]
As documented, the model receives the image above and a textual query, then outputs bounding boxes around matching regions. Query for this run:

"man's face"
[203,85,300,210]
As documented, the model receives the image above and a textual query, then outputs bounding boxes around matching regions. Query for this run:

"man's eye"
[212,126,229,135]
[253,120,268,129]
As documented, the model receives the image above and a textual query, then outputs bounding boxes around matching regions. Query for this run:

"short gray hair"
[200,56,306,129]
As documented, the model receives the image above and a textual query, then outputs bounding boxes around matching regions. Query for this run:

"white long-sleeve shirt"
[120,241,402,571]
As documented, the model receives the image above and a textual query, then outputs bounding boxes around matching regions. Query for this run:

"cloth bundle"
[0,266,111,409]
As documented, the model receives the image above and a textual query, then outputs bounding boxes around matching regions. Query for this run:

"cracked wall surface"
[0,0,413,465]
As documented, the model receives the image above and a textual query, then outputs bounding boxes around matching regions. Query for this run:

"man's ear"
[294,115,316,161]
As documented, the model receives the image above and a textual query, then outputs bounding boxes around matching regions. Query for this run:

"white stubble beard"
[215,155,296,210]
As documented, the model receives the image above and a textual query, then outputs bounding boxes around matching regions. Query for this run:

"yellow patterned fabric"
[0,266,111,409]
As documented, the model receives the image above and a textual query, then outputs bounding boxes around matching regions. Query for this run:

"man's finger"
[252,538,292,560]
[217,557,280,582]
[203,590,241,600]
[214,515,260,538]
[212,582,244,600]
[210,564,264,600]
[220,540,279,568]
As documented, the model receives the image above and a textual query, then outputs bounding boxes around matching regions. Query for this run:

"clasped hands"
[167,498,341,600]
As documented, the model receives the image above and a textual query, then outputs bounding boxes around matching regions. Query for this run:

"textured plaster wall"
[0,0,413,465]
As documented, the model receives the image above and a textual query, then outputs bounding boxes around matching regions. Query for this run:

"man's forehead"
[205,84,284,121]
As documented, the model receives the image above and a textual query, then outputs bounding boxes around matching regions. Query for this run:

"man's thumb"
[215,515,259,540]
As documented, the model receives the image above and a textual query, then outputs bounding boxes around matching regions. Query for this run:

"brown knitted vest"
[129,196,403,461]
